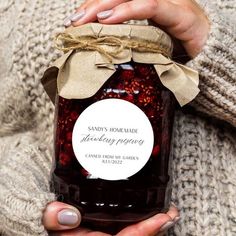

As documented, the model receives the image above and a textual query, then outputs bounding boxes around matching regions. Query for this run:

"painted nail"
[57,209,80,226]
[171,201,178,207]
[159,221,175,232]
[63,16,72,27]
[173,216,181,223]
[70,10,86,22]
[97,10,113,19]
[171,201,179,210]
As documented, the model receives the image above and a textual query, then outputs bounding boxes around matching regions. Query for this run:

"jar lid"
[42,23,199,106]
[61,23,173,59]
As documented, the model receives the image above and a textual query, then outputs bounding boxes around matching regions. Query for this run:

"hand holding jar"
[64,0,210,58]
[43,201,179,235]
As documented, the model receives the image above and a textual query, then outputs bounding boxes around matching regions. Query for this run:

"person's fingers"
[71,0,130,26]
[116,212,173,236]
[63,0,90,27]
[43,201,81,231]
[64,0,209,57]
[97,0,180,27]
[166,204,179,221]
[63,0,94,27]
[64,0,179,28]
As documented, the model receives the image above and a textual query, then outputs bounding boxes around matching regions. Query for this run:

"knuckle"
[146,0,159,13]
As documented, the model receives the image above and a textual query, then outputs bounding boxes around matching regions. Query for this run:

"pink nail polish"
[63,16,71,27]
[159,221,175,232]
[97,10,113,19]
[57,209,79,226]
[173,216,181,223]
[70,10,86,22]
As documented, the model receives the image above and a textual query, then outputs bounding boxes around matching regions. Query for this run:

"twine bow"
[55,33,172,62]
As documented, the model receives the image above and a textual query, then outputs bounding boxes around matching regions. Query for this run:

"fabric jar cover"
[42,23,199,106]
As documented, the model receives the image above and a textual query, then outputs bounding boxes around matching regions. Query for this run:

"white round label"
[72,98,154,180]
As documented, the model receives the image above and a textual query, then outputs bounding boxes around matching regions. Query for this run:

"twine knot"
[55,33,171,62]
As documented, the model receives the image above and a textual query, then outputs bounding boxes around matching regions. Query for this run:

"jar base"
[51,174,170,233]
[80,208,167,234]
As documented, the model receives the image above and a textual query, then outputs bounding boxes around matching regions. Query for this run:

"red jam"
[52,61,175,233]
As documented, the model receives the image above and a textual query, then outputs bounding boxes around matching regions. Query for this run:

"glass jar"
[52,61,175,233]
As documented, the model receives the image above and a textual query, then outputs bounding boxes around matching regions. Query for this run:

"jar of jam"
[42,23,199,234]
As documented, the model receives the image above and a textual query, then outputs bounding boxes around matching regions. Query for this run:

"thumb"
[42,201,82,231]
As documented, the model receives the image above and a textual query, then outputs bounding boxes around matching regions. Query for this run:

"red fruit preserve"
[52,61,175,233]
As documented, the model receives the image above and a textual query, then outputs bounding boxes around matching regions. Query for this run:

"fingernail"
[57,209,80,226]
[171,201,179,209]
[159,221,175,232]
[70,10,86,21]
[173,216,181,223]
[97,10,113,19]
[63,16,71,27]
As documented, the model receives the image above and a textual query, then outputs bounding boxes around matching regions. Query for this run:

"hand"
[43,201,179,235]
[64,0,210,58]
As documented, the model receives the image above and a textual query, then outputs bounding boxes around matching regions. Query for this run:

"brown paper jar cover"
[41,23,199,233]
